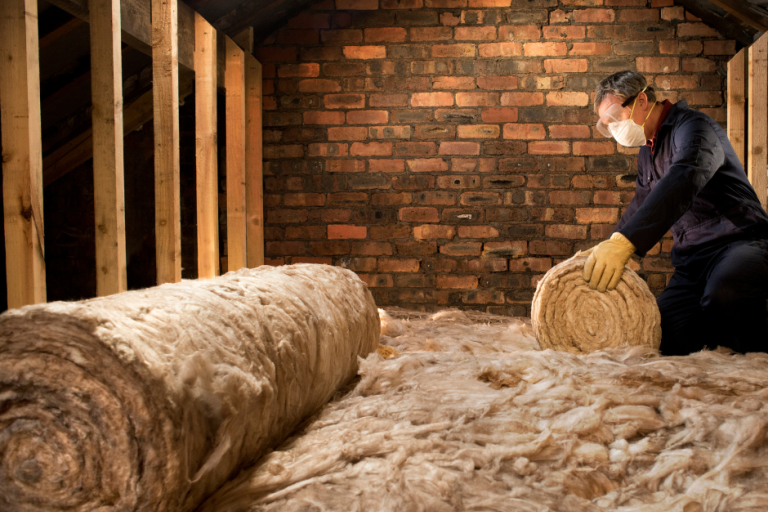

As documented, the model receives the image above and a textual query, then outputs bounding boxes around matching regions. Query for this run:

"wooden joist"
[0,0,47,307]
[194,13,219,279]
[89,0,127,296]
[727,48,746,168]
[153,0,182,284]
[232,27,254,54]
[245,52,264,269]
[748,33,768,211]
[47,0,195,71]
[225,37,247,272]
[706,0,768,33]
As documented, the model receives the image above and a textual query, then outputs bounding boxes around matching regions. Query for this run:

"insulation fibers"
[0,264,379,512]
[532,254,662,353]
[201,308,768,512]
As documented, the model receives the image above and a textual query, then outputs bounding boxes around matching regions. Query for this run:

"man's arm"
[616,116,724,256]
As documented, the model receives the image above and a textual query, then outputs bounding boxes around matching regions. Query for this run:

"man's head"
[594,71,661,147]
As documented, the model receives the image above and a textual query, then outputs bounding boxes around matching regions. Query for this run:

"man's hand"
[582,232,636,292]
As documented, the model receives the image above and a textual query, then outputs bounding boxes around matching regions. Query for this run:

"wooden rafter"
[706,0,768,34]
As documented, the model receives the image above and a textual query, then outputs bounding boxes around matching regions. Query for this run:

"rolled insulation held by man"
[0,264,379,512]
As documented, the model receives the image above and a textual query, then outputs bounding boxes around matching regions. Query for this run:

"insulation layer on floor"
[200,308,768,512]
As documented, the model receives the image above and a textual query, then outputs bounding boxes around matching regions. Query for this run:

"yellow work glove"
[582,232,636,292]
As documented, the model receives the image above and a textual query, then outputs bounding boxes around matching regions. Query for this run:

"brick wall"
[256,0,735,315]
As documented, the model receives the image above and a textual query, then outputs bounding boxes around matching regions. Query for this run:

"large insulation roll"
[532,254,661,353]
[0,264,379,512]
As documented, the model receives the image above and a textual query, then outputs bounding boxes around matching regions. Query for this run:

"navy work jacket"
[614,100,768,268]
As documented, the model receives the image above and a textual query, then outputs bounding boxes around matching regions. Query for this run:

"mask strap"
[628,85,647,119]
[640,100,655,128]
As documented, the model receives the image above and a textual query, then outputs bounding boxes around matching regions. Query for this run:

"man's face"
[596,92,647,138]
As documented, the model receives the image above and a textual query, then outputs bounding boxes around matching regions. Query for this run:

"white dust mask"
[608,89,655,147]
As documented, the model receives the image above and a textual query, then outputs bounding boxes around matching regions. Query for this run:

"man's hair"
[594,70,657,114]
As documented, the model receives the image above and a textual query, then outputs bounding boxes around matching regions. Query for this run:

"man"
[584,70,768,355]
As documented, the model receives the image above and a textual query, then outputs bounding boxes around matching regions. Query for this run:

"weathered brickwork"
[256,0,735,315]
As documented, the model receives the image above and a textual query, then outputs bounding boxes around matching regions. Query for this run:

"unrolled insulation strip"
[532,254,661,353]
[0,264,379,512]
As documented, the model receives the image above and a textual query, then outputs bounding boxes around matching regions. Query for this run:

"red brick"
[684,91,722,106]
[382,0,423,7]
[358,274,394,287]
[327,193,368,207]
[411,27,453,41]
[545,224,588,239]
[682,57,716,72]
[303,111,345,124]
[500,25,542,40]
[328,127,368,141]
[575,208,618,223]
[433,44,476,58]
[637,56,679,73]
[456,92,499,107]
[413,225,456,239]
[267,241,308,255]
[307,143,348,157]
[256,47,298,62]
[549,190,593,204]
[569,42,611,55]
[508,258,552,272]
[298,79,342,93]
[618,9,659,22]
[458,125,501,138]
[277,29,320,45]
[547,91,590,106]
[324,94,366,109]
[350,241,392,257]
[301,47,343,61]
[660,6,684,20]
[503,123,546,140]
[550,9,571,22]
[284,193,325,207]
[529,141,570,155]
[336,0,378,8]
[529,240,573,255]
[396,142,438,156]
[369,159,404,173]
[478,42,523,57]
[285,226,327,239]
[264,145,304,158]
[322,63,364,76]
[268,209,308,223]
[312,209,352,223]
[573,141,614,155]
[372,192,412,205]
[481,107,518,123]
[573,8,615,22]
[264,257,285,266]
[366,126,410,140]
[500,92,544,106]
[406,158,449,172]
[411,92,455,107]
[542,25,585,39]
[459,225,500,238]
[426,0,466,6]
[369,94,409,107]
[524,42,567,57]
[288,12,330,29]
[436,175,480,188]
[347,110,388,124]
[677,22,718,37]
[455,26,497,40]
[440,242,482,256]
[660,40,702,55]
[549,125,591,138]
[433,76,476,90]
[378,258,421,272]
[544,59,588,73]
[327,160,366,173]
[655,74,698,90]
[343,46,386,59]
[399,207,439,222]
[439,142,480,156]
[350,142,392,156]
[476,76,519,90]
[460,191,500,205]
[364,27,407,43]
[437,275,478,289]
[278,64,320,79]
[328,224,367,239]
[309,241,350,255]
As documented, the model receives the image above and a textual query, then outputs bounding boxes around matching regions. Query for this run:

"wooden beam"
[245,53,264,268]
[232,26,253,54]
[40,18,84,49]
[225,37,247,272]
[195,13,219,279]
[46,0,195,71]
[748,33,768,211]
[706,0,768,34]
[153,0,182,284]
[89,0,127,296]
[0,0,47,307]
[727,47,747,168]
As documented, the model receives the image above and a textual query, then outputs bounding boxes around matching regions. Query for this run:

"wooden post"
[152,0,182,284]
[194,14,219,279]
[727,48,747,168]
[245,53,264,268]
[748,33,768,211]
[232,27,254,54]
[89,0,127,296]
[225,37,247,271]
[0,0,47,308]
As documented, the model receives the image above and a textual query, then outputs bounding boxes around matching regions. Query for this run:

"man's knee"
[700,283,740,314]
